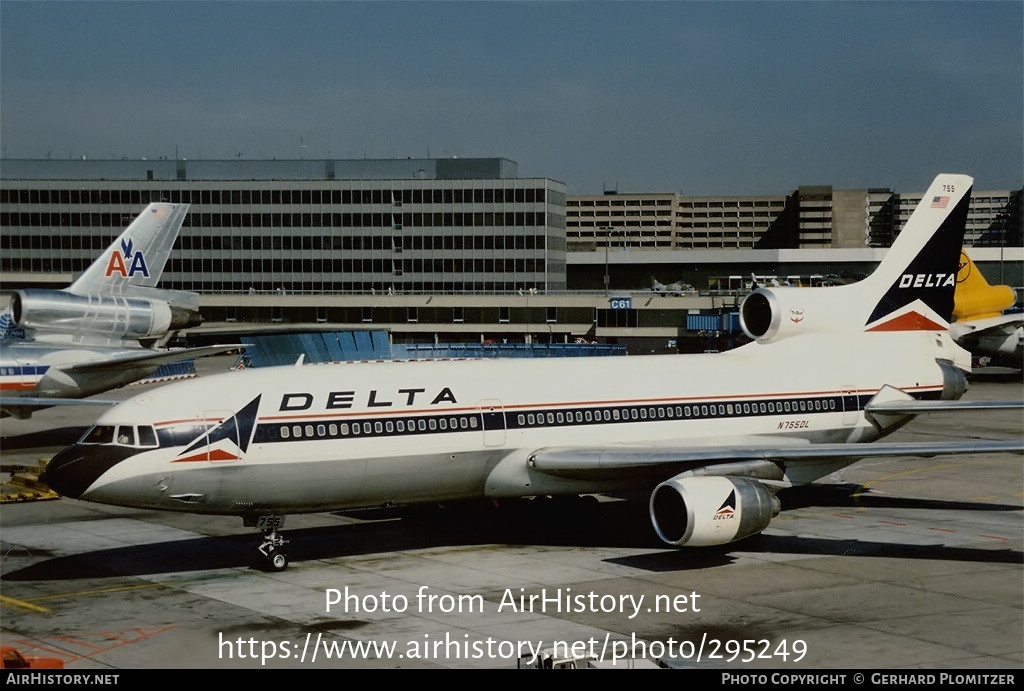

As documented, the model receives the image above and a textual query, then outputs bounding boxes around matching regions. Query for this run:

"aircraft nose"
[44,444,134,499]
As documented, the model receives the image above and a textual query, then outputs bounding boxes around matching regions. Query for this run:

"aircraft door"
[841,387,858,426]
[201,409,243,462]
[12,359,35,392]
[478,399,506,447]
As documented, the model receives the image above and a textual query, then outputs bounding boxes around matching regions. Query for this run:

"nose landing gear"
[254,515,289,571]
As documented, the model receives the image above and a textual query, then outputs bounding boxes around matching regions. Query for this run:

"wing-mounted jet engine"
[650,470,781,547]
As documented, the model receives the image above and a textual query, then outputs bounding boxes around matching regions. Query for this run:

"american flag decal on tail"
[931,196,949,209]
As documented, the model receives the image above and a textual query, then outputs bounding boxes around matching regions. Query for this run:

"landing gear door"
[201,409,243,462]
[479,399,506,447]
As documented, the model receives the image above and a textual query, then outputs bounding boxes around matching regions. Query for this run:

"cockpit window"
[80,424,160,448]
[116,426,135,446]
[137,425,158,447]
[80,425,115,445]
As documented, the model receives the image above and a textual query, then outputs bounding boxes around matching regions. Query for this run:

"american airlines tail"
[2,202,201,344]
[740,174,973,346]
[68,202,189,296]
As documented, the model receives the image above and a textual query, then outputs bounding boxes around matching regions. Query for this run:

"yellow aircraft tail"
[953,250,1016,321]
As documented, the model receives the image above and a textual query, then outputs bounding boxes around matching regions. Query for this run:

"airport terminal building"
[1,158,1021,351]
[567,186,1021,251]
[0,157,567,295]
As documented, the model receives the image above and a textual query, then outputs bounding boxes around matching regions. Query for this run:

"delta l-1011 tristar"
[0,202,240,418]
[44,174,1023,571]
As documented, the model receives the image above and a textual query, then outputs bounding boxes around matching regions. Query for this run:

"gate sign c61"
[609,297,632,310]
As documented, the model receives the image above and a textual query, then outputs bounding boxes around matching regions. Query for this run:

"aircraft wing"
[864,399,1024,414]
[0,396,118,411]
[61,344,243,373]
[948,314,1024,367]
[950,314,1023,337]
[528,438,1024,481]
[0,345,242,418]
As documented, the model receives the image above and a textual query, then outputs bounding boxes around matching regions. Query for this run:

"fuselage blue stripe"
[240,390,942,445]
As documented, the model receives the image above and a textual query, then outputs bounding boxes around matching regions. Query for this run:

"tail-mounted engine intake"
[739,286,854,344]
[11,289,201,342]
[649,475,779,547]
[739,288,783,342]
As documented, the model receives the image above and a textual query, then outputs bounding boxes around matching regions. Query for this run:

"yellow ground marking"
[1,582,166,611]
[0,594,50,613]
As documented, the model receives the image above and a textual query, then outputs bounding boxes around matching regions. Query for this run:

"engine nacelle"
[649,475,779,547]
[11,289,201,342]
[739,286,858,344]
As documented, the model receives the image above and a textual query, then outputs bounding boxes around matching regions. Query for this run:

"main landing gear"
[251,515,289,571]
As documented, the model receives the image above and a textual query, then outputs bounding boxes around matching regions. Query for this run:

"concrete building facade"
[567,186,1022,251]
[1,158,1020,353]
[0,157,567,295]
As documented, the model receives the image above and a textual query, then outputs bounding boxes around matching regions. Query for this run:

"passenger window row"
[511,396,841,430]
[258,414,481,442]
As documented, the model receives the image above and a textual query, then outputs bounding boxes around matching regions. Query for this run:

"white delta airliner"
[44,174,1023,571]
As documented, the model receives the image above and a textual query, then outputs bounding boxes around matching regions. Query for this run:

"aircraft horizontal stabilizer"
[949,314,1024,366]
[952,315,1024,336]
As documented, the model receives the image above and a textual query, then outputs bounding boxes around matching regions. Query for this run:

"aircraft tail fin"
[952,250,1017,322]
[68,202,189,297]
[861,173,973,332]
[740,174,973,345]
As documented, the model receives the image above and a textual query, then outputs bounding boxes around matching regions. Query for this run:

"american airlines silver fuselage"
[1,340,172,398]
[57,329,965,516]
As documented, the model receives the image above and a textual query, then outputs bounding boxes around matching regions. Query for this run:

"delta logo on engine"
[713,491,736,521]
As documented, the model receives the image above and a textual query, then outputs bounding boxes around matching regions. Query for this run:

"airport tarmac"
[0,358,1021,670]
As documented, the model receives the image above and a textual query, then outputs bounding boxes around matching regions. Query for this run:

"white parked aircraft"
[44,175,1023,571]
[650,276,694,296]
[0,203,239,418]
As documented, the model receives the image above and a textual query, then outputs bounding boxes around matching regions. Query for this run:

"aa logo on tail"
[104,239,150,278]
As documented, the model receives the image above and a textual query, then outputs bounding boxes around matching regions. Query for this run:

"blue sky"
[1,1,1021,195]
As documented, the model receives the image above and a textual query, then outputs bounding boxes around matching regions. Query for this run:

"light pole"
[602,226,614,296]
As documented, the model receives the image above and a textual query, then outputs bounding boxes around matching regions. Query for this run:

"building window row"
[0,211,549,230]
[162,257,546,275]
[0,186,549,206]
[0,233,549,253]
